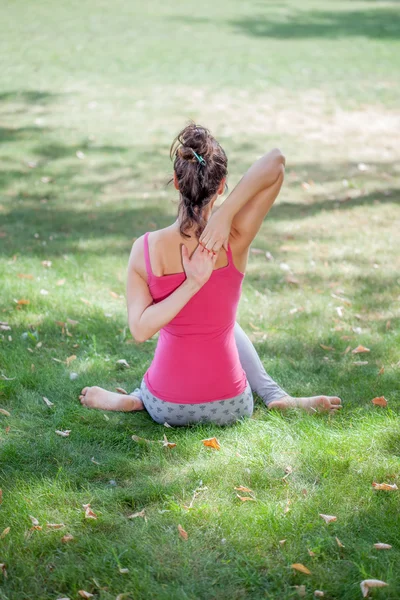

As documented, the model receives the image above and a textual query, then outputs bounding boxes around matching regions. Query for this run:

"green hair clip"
[192,150,206,166]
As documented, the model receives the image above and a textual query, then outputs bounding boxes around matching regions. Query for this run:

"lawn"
[0,0,399,598]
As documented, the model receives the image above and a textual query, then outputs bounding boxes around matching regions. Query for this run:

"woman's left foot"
[79,386,144,412]
[268,395,342,413]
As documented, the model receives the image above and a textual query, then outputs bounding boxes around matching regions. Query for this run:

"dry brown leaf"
[291,563,311,575]
[65,355,77,366]
[0,527,10,539]
[343,346,351,354]
[42,396,54,407]
[31,525,42,531]
[119,567,129,574]
[29,515,39,526]
[115,387,128,395]
[335,537,345,548]
[314,592,324,598]
[360,579,388,597]
[80,298,92,305]
[372,482,398,491]
[15,299,30,306]
[234,486,254,493]
[319,514,337,524]
[41,260,52,268]
[279,539,287,546]
[286,275,300,285]
[109,291,119,299]
[371,396,387,407]
[378,366,384,375]
[308,549,316,557]
[178,524,188,540]
[0,408,11,417]
[61,533,74,543]
[46,523,64,529]
[55,430,71,437]
[320,344,334,351]
[127,509,146,519]
[374,543,392,550]
[161,434,176,449]
[17,273,34,280]
[78,592,94,599]
[237,494,256,502]
[352,345,370,354]
[56,279,66,286]
[201,437,220,450]
[83,503,98,519]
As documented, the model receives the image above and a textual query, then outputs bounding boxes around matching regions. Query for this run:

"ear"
[217,177,226,195]
[173,171,180,191]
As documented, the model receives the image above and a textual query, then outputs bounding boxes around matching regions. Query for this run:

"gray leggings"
[133,322,287,427]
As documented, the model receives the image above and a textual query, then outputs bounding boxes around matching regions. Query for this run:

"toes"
[330,396,342,405]
[81,387,89,396]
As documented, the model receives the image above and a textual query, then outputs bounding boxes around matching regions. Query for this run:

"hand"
[199,208,231,253]
[181,244,218,289]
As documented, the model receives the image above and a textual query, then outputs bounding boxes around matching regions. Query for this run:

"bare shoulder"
[128,235,147,278]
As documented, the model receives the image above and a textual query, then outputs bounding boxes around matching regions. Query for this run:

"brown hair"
[170,123,228,238]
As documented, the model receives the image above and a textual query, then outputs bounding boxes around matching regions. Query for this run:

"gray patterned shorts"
[132,379,253,427]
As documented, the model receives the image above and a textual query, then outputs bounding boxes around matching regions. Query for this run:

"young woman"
[80,124,342,425]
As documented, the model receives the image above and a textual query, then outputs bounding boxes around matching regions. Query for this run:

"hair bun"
[177,146,196,162]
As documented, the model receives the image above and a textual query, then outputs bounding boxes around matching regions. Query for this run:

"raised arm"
[200,148,285,253]
[126,238,217,342]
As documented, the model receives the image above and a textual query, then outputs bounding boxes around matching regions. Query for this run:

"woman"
[80,124,342,425]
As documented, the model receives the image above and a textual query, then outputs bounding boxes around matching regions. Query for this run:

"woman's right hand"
[181,244,217,289]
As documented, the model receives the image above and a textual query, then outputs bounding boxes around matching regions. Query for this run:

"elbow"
[129,325,149,344]
[271,147,286,166]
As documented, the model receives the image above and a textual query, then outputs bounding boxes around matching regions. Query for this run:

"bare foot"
[268,395,342,414]
[79,386,144,412]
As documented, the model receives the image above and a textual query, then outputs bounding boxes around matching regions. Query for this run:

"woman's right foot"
[79,386,144,412]
[268,395,342,414]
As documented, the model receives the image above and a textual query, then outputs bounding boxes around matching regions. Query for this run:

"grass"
[0,0,400,598]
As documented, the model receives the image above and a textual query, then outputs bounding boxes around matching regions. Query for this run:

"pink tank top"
[143,232,247,404]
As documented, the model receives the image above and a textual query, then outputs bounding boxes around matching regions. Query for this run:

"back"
[143,232,247,403]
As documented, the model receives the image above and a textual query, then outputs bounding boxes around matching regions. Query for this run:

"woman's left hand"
[199,208,231,253]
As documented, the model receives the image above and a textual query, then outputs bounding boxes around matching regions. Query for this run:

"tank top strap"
[143,232,153,278]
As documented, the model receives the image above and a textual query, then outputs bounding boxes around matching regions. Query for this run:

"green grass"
[0,0,400,598]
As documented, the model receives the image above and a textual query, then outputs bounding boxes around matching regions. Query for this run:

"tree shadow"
[229,7,400,40]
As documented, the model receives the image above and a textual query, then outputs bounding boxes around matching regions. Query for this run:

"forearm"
[220,149,285,220]
[129,279,200,342]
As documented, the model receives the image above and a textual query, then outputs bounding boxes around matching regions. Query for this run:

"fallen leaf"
[371,396,387,407]
[61,534,74,543]
[374,543,392,550]
[15,299,30,306]
[109,291,119,299]
[55,430,71,437]
[42,396,54,407]
[161,434,176,449]
[17,273,34,280]
[319,514,337,524]
[234,486,253,493]
[320,344,334,351]
[31,525,42,531]
[56,279,66,286]
[308,549,316,557]
[29,515,39,526]
[314,592,324,598]
[360,579,388,598]
[80,298,92,305]
[201,437,220,450]
[78,592,94,599]
[335,537,345,548]
[0,527,10,538]
[352,345,370,354]
[291,563,311,575]
[237,494,256,502]
[83,503,97,519]
[0,563,7,578]
[378,366,384,375]
[163,422,173,428]
[372,482,398,491]
[178,524,188,540]
[91,457,100,465]
[65,355,77,365]
[119,567,129,574]
[127,509,146,519]
[0,409,11,417]
[115,387,128,395]
[41,260,52,268]
[46,523,64,529]
[116,359,130,368]
[343,346,351,354]
[286,275,300,285]
[279,539,287,546]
